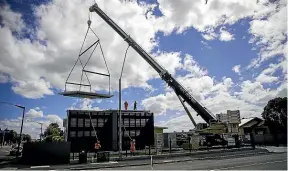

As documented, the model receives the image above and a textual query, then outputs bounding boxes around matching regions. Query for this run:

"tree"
[43,123,64,142]
[262,97,287,134]
[22,134,32,142]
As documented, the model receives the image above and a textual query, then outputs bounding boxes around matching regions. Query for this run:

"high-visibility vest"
[95,143,101,150]
[130,142,136,152]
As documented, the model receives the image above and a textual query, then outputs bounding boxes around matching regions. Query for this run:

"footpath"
[0,147,271,170]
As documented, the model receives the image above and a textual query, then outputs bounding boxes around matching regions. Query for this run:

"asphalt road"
[106,152,287,170]
[0,146,10,159]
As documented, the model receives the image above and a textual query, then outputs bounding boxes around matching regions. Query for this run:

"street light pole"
[118,78,122,160]
[17,105,25,158]
[0,102,25,157]
[118,45,130,160]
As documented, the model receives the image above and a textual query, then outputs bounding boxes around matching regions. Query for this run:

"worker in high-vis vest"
[130,139,136,156]
[94,140,101,158]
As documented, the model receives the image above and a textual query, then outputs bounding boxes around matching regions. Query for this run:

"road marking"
[30,165,50,169]
[2,168,17,170]
[90,161,118,165]
[219,160,287,170]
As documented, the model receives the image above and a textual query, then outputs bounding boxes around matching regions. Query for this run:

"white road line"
[2,168,17,170]
[219,160,287,170]
[90,161,118,165]
[30,165,50,169]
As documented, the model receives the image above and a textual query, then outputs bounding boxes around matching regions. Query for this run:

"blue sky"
[0,0,286,137]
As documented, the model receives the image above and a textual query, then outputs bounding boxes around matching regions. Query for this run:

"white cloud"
[201,40,212,49]
[219,29,235,42]
[0,5,25,32]
[248,1,287,67]
[11,78,54,99]
[0,0,286,99]
[182,54,208,77]
[255,73,278,83]
[202,32,218,41]
[0,1,165,98]
[26,108,44,118]
[0,108,63,139]
[0,73,9,83]
[232,65,241,75]
[68,98,103,111]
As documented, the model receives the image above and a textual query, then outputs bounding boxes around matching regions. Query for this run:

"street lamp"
[0,102,25,157]
[118,45,130,160]
[26,120,44,141]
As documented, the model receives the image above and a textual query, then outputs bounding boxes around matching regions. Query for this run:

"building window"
[78,118,83,127]
[91,119,97,127]
[135,119,141,127]
[78,131,83,137]
[70,118,77,127]
[91,130,97,137]
[98,118,104,127]
[130,130,135,136]
[136,130,140,136]
[85,119,90,127]
[70,131,76,137]
[141,119,147,127]
[84,131,90,137]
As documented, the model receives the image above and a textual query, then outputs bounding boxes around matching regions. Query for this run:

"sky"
[0,0,287,139]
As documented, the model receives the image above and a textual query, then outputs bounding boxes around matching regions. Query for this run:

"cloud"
[0,1,166,98]
[26,108,44,118]
[68,98,103,111]
[0,73,9,83]
[201,40,212,49]
[219,29,235,42]
[0,5,25,32]
[202,32,218,41]
[232,65,241,75]
[182,54,208,77]
[248,1,287,68]
[11,78,54,99]
[0,108,63,139]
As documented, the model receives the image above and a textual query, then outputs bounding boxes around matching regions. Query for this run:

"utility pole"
[1,130,6,147]
[17,105,25,158]
[118,78,122,160]
[0,102,25,157]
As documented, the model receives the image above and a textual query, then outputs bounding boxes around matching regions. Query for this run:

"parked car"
[9,146,22,156]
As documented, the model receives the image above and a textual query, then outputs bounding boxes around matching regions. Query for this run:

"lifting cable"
[120,44,133,142]
[88,112,98,140]
[64,12,111,94]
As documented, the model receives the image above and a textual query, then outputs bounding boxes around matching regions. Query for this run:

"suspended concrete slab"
[59,91,113,99]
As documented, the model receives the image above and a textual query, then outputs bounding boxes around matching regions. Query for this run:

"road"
[106,152,287,170]
[0,146,10,159]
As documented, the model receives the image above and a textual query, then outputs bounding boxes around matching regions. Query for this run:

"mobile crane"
[89,3,228,146]
[89,3,217,125]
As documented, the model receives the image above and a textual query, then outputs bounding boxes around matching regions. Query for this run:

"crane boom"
[89,3,217,124]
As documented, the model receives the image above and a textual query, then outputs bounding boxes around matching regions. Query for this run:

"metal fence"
[69,134,256,162]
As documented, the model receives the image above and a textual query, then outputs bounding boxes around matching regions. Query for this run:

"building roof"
[239,118,254,127]
[239,117,263,127]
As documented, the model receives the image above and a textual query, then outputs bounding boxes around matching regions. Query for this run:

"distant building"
[216,113,228,123]
[227,110,241,134]
[227,110,241,123]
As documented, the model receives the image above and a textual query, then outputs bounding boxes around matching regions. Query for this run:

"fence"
[254,134,287,146]
[70,134,255,162]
